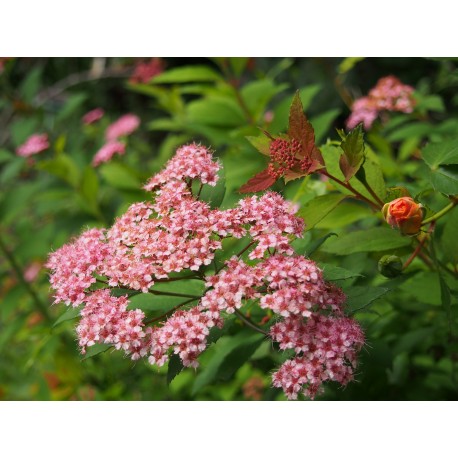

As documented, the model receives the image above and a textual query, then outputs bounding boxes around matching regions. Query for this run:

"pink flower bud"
[382,197,424,235]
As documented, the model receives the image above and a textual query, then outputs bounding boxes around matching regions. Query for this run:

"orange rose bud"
[382,197,424,235]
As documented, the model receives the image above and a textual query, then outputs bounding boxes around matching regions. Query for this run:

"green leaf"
[19,66,42,103]
[52,306,82,328]
[81,343,112,361]
[128,293,198,314]
[345,285,390,313]
[323,227,411,255]
[56,93,88,122]
[151,279,205,296]
[393,328,435,354]
[298,193,347,230]
[422,138,458,168]
[151,65,222,84]
[246,135,271,156]
[229,57,250,77]
[306,233,337,257]
[240,79,288,120]
[187,97,245,128]
[338,57,365,74]
[311,108,340,143]
[192,332,264,395]
[386,122,433,142]
[0,149,14,164]
[315,201,373,229]
[441,208,458,264]
[167,354,184,385]
[80,166,99,210]
[338,124,366,181]
[429,165,458,195]
[197,166,226,210]
[36,154,80,188]
[99,162,141,191]
[320,264,363,281]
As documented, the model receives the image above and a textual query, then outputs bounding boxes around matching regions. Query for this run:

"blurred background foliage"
[1,57,458,400]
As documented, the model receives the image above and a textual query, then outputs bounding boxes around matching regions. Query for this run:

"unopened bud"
[382,197,424,236]
[378,255,403,278]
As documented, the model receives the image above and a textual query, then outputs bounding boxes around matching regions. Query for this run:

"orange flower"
[382,197,424,235]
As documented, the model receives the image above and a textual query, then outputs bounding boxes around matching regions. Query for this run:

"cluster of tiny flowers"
[270,315,364,399]
[82,108,105,125]
[347,76,416,130]
[147,308,223,368]
[16,133,49,157]
[267,139,302,179]
[47,228,109,306]
[47,143,364,400]
[144,143,220,191]
[77,289,146,359]
[92,141,126,167]
[129,57,164,84]
[105,113,140,142]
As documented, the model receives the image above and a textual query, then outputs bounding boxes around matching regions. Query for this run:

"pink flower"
[92,141,126,167]
[347,75,416,130]
[105,114,140,141]
[16,133,49,157]
[24,261,42,283]
[47,142,365,397]
[129,58,164,84]
[82,108,105,125]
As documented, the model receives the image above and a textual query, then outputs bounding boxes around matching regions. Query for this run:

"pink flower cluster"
[92,141,125,167]
[47,143,364,400]
[91,113,140,166]
[105,114,140,142]
[129,57,165,84]
[270,315,364,399]
[82,108,105,125]
[347,75,416,130]
[77,289,146,359]
[16,133,49,157]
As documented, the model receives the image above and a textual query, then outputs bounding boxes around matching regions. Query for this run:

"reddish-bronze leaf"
[239,169,276,193]
[288,91,324,168]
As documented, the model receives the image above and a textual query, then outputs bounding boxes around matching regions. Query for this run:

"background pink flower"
[16,133,50,157]
[105,114,140,141]
[82,108,105,125]
[92,141,126,167]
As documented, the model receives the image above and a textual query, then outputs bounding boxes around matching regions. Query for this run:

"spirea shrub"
[47,143,365,400]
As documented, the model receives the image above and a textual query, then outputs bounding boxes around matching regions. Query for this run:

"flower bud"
[382,197,424,236]
[378,255,403,278]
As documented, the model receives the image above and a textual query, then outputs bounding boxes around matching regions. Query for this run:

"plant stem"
[0,234,51,322]
[149,290,201,300]
[360,180,385,207]
[422,199,458,226]
[236,241,255,258]
[320,170,381,211]
[234,309,268,336]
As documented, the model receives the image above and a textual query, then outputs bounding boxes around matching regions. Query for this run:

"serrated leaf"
[151,65,222,84]
[52,306,82,328]
[298,193,347,230]
[339,124,366,181]
[322,227,411,255]
[246,135,271,156]
[422,138,458,168]
[320,264,363,281]
[239,168,276,193]
[288,91,323,171]
[345,285,390,314]
[429,165,458,195]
